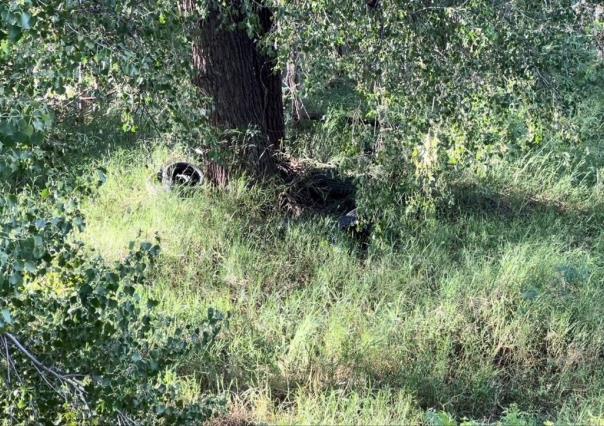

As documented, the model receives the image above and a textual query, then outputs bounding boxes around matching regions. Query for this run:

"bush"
[0,177,224,423]
[273,0,603,234]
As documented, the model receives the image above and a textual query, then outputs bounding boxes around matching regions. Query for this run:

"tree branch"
[2,333,89,411]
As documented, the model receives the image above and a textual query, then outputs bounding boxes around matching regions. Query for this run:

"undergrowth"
[79,141,604,424]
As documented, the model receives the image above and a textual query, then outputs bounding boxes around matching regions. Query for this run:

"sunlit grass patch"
[79,143,604,424]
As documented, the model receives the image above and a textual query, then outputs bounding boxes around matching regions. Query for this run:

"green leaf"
[0,121,15,137]
[22,124,34,138]
[24,261,37,274]
[8,272,22,286]
[33,235,43,247]
[7,25,21,42]
[0,309,12,326]
[79,283,92,298]
[33,246,45,259]
[20,12,31,30]
[40,188,51,200]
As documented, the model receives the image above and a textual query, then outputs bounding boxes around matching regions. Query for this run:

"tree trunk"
[191,2,284,180]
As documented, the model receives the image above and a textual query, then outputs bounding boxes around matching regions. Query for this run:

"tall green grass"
[80,143,604,424]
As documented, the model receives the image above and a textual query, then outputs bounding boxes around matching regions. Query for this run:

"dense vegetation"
[1,0,603,424]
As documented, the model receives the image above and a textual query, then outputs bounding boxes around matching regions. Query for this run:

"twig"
[117,410,138,426]
[3,333,89,410]
[2,336,10,384]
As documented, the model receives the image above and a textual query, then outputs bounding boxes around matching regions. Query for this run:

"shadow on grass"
[47,113,160,181]
[442,181,603,248]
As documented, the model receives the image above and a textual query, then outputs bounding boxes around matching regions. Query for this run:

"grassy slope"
[80,144,604,425]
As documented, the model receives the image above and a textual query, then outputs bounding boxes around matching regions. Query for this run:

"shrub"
[0,177,224,423]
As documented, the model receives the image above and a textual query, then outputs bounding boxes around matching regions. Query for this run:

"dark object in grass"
[157,162,204,190]
[338,208,371,255]
[339,207,370,240]
[339,208,359,230]
[279,161,356,216]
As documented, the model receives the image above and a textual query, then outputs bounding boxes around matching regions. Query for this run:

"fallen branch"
[2,333,89,412]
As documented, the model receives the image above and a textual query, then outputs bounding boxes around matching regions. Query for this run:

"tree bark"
[191,2,284,179]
